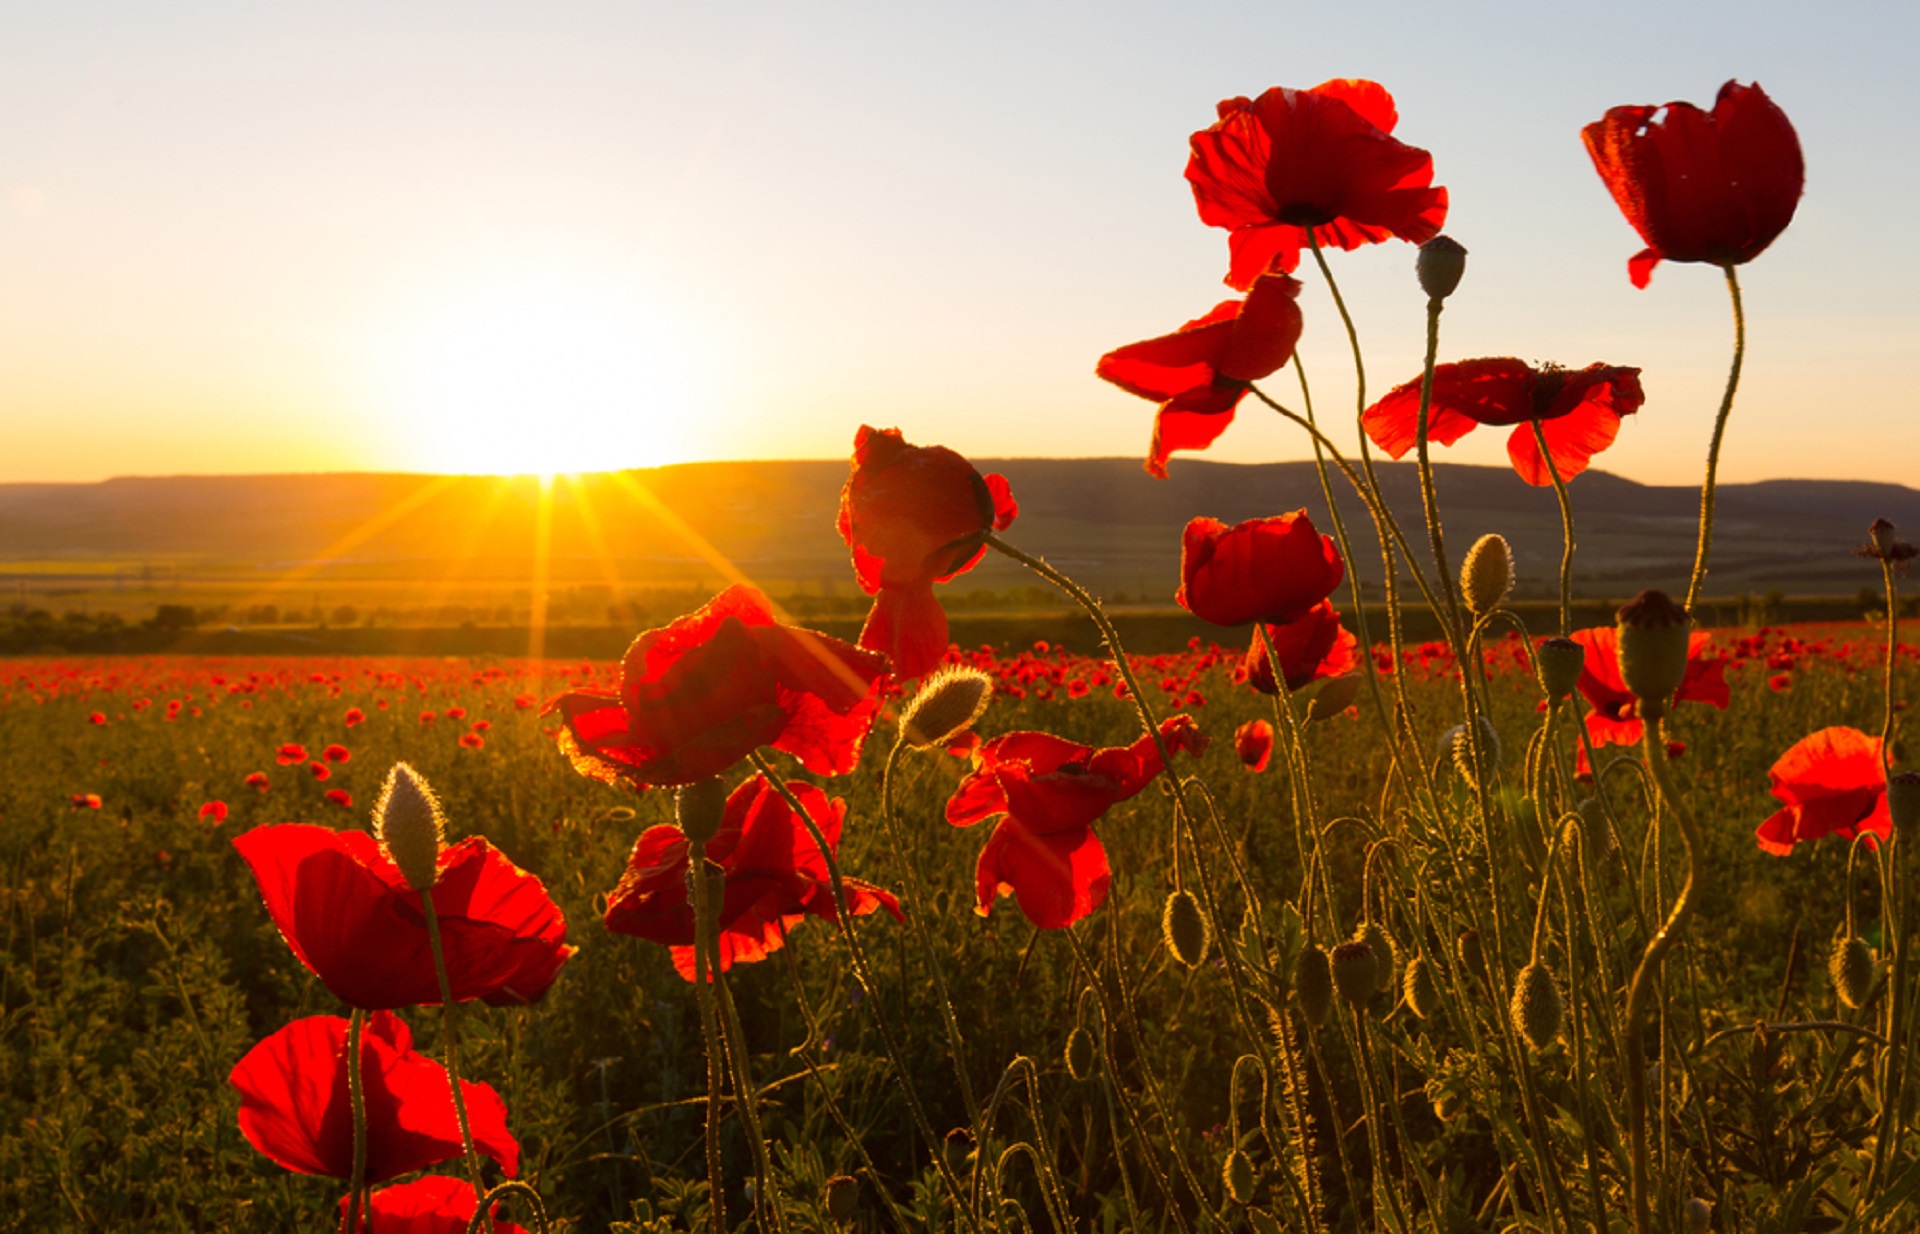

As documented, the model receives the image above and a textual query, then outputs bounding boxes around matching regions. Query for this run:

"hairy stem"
[1683,264,1746,613]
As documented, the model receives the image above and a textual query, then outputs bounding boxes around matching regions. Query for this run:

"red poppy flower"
[1096,274,1304,478]
[603,774,901,981]
[325,743,352,763]
[1177,512,1344,627]
[1234,719,1274,772]
[946,716,1209,929]
[277,743,309,765]
[1361,359,1646,487]
[199,800,229,823]
[838,426,1019,680]
[1567,626,1729,747]
[545,585,889,788]
[311,761,332,781]
[1186,79,1448,290]
[1583,80,1803,288]
[88,712,107,725]
[341,1177,528,1234]
[1755,727,1891,856]
[344,708,365,727]
[1244,600,1359,695]
[325,788,353,809]
[233,823,575,1009]
[71,793,102,810]
[231,1011,517,1184]
[459,732,485,750]
[245,771,271,793]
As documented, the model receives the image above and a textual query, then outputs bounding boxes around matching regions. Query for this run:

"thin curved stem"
[1683,265,1746,613]
[422,889,487,1196]
[1414,293,1464,638]
[1531,419,1578,636]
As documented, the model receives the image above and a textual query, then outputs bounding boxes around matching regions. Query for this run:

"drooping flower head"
[545,585,890,787]
[1097,274,1304,477]
[1177,512,1345,627]
[1186,79,1448,289]
[838,426,1019,679]
[603,773,901,980]
[1243,600,1359,695]
[1362,359,1646,486]
[233,824,575,1009]
[1567,626,1728,748]
[1755,727,1892,856]
[946,716,1209,929]
[1583,80,1803,288]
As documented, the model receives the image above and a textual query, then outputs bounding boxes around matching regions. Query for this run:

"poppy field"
[6,71,1920,1234]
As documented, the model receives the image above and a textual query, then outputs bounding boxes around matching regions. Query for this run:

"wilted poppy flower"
[947,716,1209,929]
[1568,626,1729,747]
[1234,719,1274,772]
[231,1011,517,1184]
[1362,359,1646,486]
[546,585,889,787]
[1244,600,1360,694]
[1178,512,1344,627]
[341,1176,528,1234]
[604,774,901,981]
[1186,79,1448,289]
[1583,80,1803,288]
[1097,274,1304,477]
[277,743,309,765]
[838,426,1018,679]
[1755,728,1892,855]
[199,800,229,823]
[233,823,575,1008]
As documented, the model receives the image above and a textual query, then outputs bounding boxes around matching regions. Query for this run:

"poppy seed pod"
[824,1174,859,1223]
[1331,940,1379,1008]
[1682,1197,1712,1234]
[1830,935,1875,1010]
[675,777,728,847]
[1294,943,1334,1028]
[1164,889,1210,967]
[1890,771,1920,839]
[375,763,446,892]
[901,667,993,750]
[942,1127,976,1178]
[1417,235,1468,301]
[1065,1025,1097,1082]
[1536,636,1586,700]
[1460,534,1514,616]
[1354,920,1400,995]
[1223,1149,1255,1205]
[1404,954,1440,1020]
[1615,590,1693,717]
[1511,962,1563,1050]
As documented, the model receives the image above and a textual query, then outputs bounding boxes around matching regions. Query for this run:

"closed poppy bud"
[1354,920,1399,995]
[1830,935,1875,1010]
[1065,1025,1097,1082]
[1511,963,1563,1050]
[1683,1197,1712,1234]
[824,1174,859,1223]
[902,667,994,750]
[1223,1148,1255,1205]
[1331,940,1378,1008]
[1456,928,1484,980]
[1460,534,1513,617]
[375,763,445,892]
[1890,772,1920,839]
[1417,235,1468,302]
[1616,590,1693,717]
[1444,717,1502,789]
[942,1127,976,1178]
[1294,943,1334,1028]
[1536,637,1586,700]
[676,777,729,847]
[1404,954,1439,1020]
[1163,889,1210,967]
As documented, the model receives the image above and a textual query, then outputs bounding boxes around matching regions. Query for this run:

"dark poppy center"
[1530,364,1571,420]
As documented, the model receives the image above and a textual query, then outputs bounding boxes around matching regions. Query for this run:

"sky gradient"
[3,0,1913,486]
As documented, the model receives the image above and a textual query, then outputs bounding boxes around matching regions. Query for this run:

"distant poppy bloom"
[1362,359,1646,487]
[546,585,890,788]
[1568,626,1729,747]
[233,823,575,1008]
[231,1011,517,1184]
[71,793,102,810]
[311,761,331,781]
[459,732,485,750]
[340,1176,527,1234]
[1755,728,1891,856]
[1186,79,1448,290]
[1583,80,1803,288]
[276,743,308,765]
[1769,673,1792,692]
[343,708,365,727]
[1234,719,1274,772]
[198,800,229,823]
[838,426,1019,679]
[446,707,467,720]
[604,774,901,981]
[1097,274,1305,477]
[324,743,351,763]
[88,712,106,725]
[419,711,437,725]
[947,716,1209,929]
[1178,513,1344,627]
[245,771,271,793]
[1244,600,1360,695]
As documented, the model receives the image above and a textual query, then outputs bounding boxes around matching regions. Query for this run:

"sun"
[375,270,703,477]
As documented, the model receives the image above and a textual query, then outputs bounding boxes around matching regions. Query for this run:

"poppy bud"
[1331,940,1378,1008]
[1404,954,1439,1020]
[942,1127,976,1178]
[1305,674,1363,722]
[901,667,994,750]
[1830,935,1875,1010]
[676,777,728,847]
[1223,1149,1255,1205]
[1890,771,1920,839]
[824,1174,860,1223]
[1615,590,1692,718]
[1456,928,1485,981]
[374,762,446,892]
[1353,920,1399,995]
[1682,1197,1712,1234]
[1065,1025,1097,1082]
[1163,889,1210,967]
[1511,962,1563,1050]
[1460,534,1514,617]
[1536,636,1586,700]
[1443,717,1502,789]
[1417,235,1468,302]
[1294,943,1334,1028]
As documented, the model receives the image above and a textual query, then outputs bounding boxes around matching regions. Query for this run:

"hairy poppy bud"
[1353,920,1399,995]
[1443,717,1503,789]
[901,667,993,750]
[1460,534,1514,616]
[676,777,728,847]
[1682,1197,1712,1234]
[1163,889,1210,967]
[1294,943,1334,1028]
[1830,935,1875,1009]
[375,762,446,892]
[1331,940,1378,1009]
[824,1174,859,1223]
[1417,235,1468,302]
[1536,636,1586,700]
[1615,590,1692,718]
[1404,954,1440,1019]
[1223,1149,1255,1205]
[942,1127,976,1178]
[1456,928,1485,980]
[1511,963,1563,1050]
[1065,1026,1097,1082]
[1890,771,1920,839]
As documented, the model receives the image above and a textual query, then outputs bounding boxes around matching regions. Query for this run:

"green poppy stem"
[685,839,729,1234]
[1530,420,1578,637]
[421,889,486,1196]
[1682,265,1745,614]
[345,1007,368,1234]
